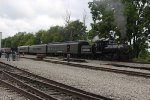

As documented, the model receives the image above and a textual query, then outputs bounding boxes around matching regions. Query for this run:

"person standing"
[67,53,70,63]
[0,50,2,58]
[17,52,20,61]
[67,45,70,63]
[6,51,10,61]
[12,51,16,61]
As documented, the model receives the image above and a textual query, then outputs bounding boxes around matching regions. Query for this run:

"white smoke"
[92,35,99,42]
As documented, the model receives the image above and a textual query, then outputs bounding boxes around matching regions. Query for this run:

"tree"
[1,38,6,48]
[34,30,46,44]
[123,0,150,57]
[14,32,27,46]
[46,26,64,43]
[82,10,90,40]
[64,20,86,41]
[88,1,120,40]
[24,33,35,45]
[2,37,12,48]
[2,32,35,48]
[64,10,71,26]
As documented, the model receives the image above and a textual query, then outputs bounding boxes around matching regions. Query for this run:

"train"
[17,40,129,60]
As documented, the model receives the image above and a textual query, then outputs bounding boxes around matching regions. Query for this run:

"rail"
[21,57,150,78]
[0,61,111,100]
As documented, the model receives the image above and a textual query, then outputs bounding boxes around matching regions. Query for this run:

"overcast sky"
[0,0,93,39]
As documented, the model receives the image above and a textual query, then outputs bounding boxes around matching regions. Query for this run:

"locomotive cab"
[93,40,109,54]
[92,39,129,60]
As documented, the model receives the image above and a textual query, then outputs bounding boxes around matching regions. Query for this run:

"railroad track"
[0,61,110,100]
[22,56,150,78]
[106,63,150,71]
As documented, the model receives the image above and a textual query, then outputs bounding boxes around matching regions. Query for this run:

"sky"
[0,0,93,39]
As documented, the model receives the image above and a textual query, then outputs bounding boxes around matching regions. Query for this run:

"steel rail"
[0,61,111,100]
[21,55,150,64]
[20,57,150,78]
[0,79,42,100]
[106,63,150,71]
[5,70,108,100]
[0,71,57,100]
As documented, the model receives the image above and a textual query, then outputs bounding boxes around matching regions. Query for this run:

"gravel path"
[46,55,150,68]
[0,86,27,100]
[0,57,150,100]
[22,55,150,74]
[87,59,150,68]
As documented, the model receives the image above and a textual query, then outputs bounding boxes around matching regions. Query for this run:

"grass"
[132,50,150,63]
[132,57,150,63]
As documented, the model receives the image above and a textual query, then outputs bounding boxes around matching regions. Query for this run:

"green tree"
[34,30,46,44]
[49,26,64,42]
[2,32,35,48]
[64,20,86,41]
[88,1,120,40]
[3,37,12,48]
[15,32,27,46]
[24,33,35,45]
[43,26,64,43]
[123,0,150,57]
[11,32,26,47]
[1,38,6,48]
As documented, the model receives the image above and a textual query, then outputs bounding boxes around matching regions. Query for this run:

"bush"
[132,49,150,63]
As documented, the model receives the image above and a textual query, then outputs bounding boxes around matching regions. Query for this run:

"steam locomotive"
[17,40,129,60]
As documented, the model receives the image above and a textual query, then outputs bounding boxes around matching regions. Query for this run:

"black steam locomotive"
[17,39,129,60]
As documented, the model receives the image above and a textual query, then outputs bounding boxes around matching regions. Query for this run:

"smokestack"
[0,32,2,49]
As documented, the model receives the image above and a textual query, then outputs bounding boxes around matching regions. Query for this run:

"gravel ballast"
[87,59,150,68]
[0,57,150,100]
[0,86,27,100]
[23,55,150,74]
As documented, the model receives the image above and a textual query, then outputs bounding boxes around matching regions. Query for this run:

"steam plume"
[94,0,126,37]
